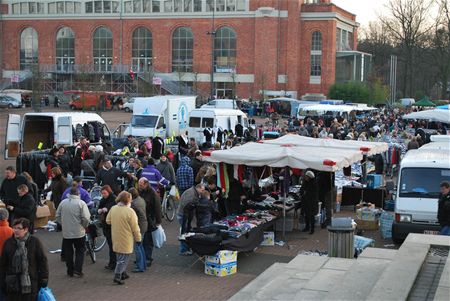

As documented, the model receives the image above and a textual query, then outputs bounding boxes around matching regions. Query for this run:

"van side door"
[4,114,21,159]
[56,116,72,145]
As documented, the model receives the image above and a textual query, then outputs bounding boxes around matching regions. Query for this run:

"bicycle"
[161,184,177,222]
[85,184,107,263]
[85,216,107,263]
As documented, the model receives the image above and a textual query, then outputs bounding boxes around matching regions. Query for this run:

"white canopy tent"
[262,134,388,156]
[204,142,363,172]
[402,110,450,124]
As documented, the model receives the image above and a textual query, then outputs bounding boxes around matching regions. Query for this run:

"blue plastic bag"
[38,287,56,301]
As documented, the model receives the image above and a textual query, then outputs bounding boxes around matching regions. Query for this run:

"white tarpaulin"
[403,110,450,124]
[204,142,363,172]
[262,134,388,156]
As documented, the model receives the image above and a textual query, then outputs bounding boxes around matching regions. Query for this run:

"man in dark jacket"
[156,154,176,185]
[438,181,450,236]
[96,159,129,195]
[138,178,162,266]
[300,171,319,234]
[0,218,49,301]
[0,166,29,208]
[191,151,204,180]
[7,185,36,231]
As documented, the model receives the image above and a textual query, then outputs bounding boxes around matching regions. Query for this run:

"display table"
[341,186,387,208]
[183,211,277,255]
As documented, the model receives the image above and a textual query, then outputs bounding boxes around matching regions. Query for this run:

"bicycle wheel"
[86,237,96,263]
[93,235,107,252]
[164,196,176,222]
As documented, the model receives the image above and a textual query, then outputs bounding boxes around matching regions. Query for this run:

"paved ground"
[1,106,396,300]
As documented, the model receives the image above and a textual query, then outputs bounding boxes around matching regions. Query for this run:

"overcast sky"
[332,0,389,27]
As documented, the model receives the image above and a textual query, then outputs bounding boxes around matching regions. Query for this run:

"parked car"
[123,98,134,112]
[0,95,22,108]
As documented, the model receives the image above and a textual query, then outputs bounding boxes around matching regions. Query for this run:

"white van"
[5,112,110,158]
[392,147,450,242]
[201,99,237,109]
[188,108,248,143]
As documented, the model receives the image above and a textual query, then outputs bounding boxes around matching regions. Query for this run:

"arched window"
[132,27,152,73]
[93,26,113,72]
[172,27,193,72]
[56,27,75,72]
[310,31,322,77]
[214,26,236,72]
[20,27,38,70]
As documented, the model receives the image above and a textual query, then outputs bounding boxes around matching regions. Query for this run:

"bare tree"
[379,0,436,97]
[431,0,450,98]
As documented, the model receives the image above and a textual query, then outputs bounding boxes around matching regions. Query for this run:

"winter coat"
[438,193,450,227]
[56,195,91,239]
[139,187,162,231]
[300,178,319,216]
[96,167,127,195]
[0,235,49,298]
[47,175,68,208]
[131,196,148,234]
[191,158,204,179]
[11,193,36,224]
[156,161,176,185]
[0,220,13,255]
[0,175,29,206]
[106,205,141,254]
[98,193,117,230]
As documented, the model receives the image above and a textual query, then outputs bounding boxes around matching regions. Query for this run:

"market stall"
[402,109,450,124]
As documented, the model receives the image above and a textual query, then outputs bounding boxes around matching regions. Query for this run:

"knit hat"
[305,170,315,179]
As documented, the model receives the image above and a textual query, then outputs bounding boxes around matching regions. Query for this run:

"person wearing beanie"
[300,170,319,234]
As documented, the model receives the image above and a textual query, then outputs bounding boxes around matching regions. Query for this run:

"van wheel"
[70,105,76,110]
[125,107,130,112]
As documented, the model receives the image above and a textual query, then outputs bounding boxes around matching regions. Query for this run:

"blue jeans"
[440,225,450,236]
[177,213,190,253]
[134,242,146,271]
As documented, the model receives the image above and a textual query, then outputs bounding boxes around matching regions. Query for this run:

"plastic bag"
[169,186,180,201]
[38,287,56,301]
[152,225,166,249]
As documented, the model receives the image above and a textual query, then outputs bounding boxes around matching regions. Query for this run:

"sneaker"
[179,250,193,256]
[146,260,153,267]
[104,264,115,270]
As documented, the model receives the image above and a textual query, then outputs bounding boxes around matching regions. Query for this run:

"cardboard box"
[356,218,379,230]
[205,262,237,277]
[45,200,56,221]
[34,217,49,229]
[261,231,275,246]
[205,250,237,265]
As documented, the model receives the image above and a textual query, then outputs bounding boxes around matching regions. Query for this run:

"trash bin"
[327,226,354,259]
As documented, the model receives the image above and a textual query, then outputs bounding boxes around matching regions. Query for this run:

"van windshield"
[399,168,450,198]
[131,115,158,127]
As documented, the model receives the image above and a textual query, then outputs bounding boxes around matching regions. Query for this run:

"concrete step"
[359,247,398,261]
[325,257,392,300]
[367,242,430,301]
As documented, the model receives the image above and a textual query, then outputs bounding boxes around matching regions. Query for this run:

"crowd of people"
[0,103,449,298]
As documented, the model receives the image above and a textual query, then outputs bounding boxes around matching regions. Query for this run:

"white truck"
[122,95,196,138]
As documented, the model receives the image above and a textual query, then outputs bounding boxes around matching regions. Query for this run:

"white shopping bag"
[152,225,166,249]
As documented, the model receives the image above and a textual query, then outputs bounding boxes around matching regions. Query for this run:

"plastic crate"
[354,235,374,250]
[380,211,394,239]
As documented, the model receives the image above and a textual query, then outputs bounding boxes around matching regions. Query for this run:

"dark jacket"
[438,193,450,227]
[156,161,176,185]
[300,178,319,215]
[0,235,49,298]
[45,175,68,208]
[96,167,127,195]
[191,158,204,179]
[98,193,117,229]
[11,193,36,223]
[0,175,29,206]
[131,196,148,234]
[139,187,162,231]
[28,182,39,206]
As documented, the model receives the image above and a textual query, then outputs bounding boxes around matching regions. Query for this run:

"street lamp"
[207,4,216,99]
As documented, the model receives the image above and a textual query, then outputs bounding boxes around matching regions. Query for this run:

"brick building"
[0,0,369,99]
